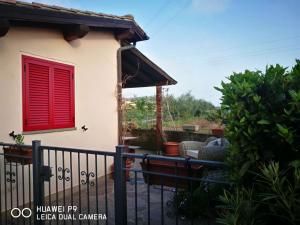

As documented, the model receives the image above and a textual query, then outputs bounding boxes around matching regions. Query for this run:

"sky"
[23,0,300,105]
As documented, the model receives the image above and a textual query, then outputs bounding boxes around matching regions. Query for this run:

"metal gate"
[0,141,122,225]
[0,141,227,225]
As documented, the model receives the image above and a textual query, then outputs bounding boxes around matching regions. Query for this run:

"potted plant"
[161,131,180,156]
[163,141,180,156]
[209,109,224,138]
[3,133,32,165]
[211,127,224,137]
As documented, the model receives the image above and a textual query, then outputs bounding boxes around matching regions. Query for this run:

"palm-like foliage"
[217,162,300,225]
[217,188,260,225]
[256,162,300,225]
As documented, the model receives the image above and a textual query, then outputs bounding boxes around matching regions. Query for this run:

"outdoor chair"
[179,137,229,161]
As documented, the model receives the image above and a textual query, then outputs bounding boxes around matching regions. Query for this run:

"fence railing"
[120,151,229,225]
[0,141,229,225]
[0,142,34,225]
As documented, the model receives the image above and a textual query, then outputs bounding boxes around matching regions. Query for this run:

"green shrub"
[217,187,260,225]
[217,161,300,225]
[215,60,300,184]
[172,182,227,219]
[124,92,217,129]
[256,161,300,225]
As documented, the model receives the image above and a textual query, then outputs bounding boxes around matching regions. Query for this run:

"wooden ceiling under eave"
[121,48,177,88]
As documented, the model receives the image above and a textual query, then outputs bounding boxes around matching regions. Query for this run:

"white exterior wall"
[0,26,119,149]
[0,26,120,211]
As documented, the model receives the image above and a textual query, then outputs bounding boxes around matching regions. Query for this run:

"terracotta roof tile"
[0,0,149,41]
[0,0,135,21]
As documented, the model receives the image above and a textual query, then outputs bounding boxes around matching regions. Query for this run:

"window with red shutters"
[22,55,75,132]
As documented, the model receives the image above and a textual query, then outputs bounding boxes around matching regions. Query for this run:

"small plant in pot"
[209,109,224,138]
[162,132,180,156]
[3,132,32,165]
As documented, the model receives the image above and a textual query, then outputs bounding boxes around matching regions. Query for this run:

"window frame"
[22,55,75,132]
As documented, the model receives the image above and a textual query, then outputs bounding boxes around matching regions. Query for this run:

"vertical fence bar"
[4,156,7,225]
[147,158,150,225]
[32,140,44,225]
[22,164,25,225]
[0,154,2,224]
[104,155,108,225]
[175,163,179,225]
[9,161,13,225]
[160,177,164,225]
[70,152,74,225]
[55,150,58,225]
[62,151,66,225]
[16,163,19,212]
[134,171,137,225]
[114,145,127,225]
[47,149,51,225]
[78,153,82,225]
[86,153,90,225]
[29,164,32,225]
[95,155,99,225]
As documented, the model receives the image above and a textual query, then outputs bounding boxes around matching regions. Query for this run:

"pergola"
[119,47,177,147]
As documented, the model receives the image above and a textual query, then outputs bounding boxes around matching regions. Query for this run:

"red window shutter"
[22,55,75,132]
[53,66,75,128]
[23,58,51,131]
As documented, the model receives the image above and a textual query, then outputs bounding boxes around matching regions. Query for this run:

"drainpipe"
[117,44,135,145]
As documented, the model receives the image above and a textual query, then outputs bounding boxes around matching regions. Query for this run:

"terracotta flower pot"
[163,142,180,156]
[211,128,224,137]
[3,146,32,165]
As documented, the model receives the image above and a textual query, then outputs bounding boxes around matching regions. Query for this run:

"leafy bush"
[256,161,300,225]
[164,92,216,120]
[215,60,300,184]
[217,187,259,225]
[124,92,217,129]
[217,161,300,225]
[124,97,156,128]
[172,182,227,219]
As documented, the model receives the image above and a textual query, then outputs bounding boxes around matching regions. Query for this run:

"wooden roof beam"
[116,28,135,41]
[63,24,89,42]
[0,19,10,38]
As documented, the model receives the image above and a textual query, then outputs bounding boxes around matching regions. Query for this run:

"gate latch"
[40,166,53,182]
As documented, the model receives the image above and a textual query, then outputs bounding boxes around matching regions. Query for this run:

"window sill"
[22,127,77,135]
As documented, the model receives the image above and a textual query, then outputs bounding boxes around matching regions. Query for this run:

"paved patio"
[43,157,215,225]
[3,157,215,225]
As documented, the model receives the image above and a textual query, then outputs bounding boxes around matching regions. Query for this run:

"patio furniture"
[179,136,217,157]
[179,137,229,161]
[122,136,138,145]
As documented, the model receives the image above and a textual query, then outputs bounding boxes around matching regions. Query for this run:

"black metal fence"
[122,153,228,225]
[0,141,228,225]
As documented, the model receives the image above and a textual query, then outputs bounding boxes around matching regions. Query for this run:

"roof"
[0,1,177,87]
[0,0,148,43]
[122,47,177,88]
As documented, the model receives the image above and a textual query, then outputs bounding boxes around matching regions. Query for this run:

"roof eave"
[122,47,177,88]
[0,1,149,43]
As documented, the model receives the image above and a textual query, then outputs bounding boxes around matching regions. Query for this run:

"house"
[0,1,177,214]
[0,0,177,150]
